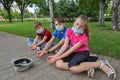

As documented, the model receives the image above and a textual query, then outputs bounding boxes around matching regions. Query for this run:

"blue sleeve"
[52,30,57,37]
[63,34,66,39]
[63,28,67,38]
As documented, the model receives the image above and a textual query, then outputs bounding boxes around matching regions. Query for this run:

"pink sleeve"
[66,28,71,38]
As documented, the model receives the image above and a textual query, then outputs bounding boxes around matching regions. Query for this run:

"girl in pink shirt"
[47,15,116,80]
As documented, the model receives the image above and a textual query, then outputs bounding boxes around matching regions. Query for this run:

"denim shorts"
[62,51,98,67]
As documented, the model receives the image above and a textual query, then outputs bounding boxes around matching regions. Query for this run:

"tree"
[0,0,14,23]
[34,0,49,17]
[112,0,120,31]
[78,0,111,24]
[78,0,100,21]
[99,0,111,27]
[15,0,25,22]
[49,0,54,28]
[15,0,32,22]
[54,0,79,22]
[34,0,54,28]
[99,0,106,27]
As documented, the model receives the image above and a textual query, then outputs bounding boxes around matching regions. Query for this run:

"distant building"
[11,2,20,13]
[0,2,20,13]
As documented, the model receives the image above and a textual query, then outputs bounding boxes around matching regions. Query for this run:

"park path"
[0,31,120,80]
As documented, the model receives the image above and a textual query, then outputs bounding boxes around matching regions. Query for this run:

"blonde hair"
[77,15,90,40]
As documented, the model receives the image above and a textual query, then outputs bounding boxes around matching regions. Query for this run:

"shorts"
[62,50,98,67]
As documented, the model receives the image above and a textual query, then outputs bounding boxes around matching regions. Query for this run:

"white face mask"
[72,27,84,34]
[55,25,64,31]
[36,28,44,34]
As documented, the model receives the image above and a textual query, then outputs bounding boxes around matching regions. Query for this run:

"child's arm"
[32,36,39,46]
[48,39,65,53]
[35,36,48,47]
[54,37,69,57]
[56,42,82,60]
[42,36,56,51]
[36,36,56,58]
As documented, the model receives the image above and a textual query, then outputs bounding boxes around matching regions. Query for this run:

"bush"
[104,17,111,21]
[88,17,98,22]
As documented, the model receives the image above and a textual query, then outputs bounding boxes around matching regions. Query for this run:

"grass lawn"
[0,21,120,59]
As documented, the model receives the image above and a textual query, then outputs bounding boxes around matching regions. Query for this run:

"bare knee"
[55,60,63,69]
[70,66,82,74]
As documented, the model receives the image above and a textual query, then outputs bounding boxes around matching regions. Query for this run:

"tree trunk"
[20,0,25,22]
[21,9,24,22]
[6,9,12,23]
[99,0,105,27]
[1,0,12,23]
[49,0,54,28]
[112,0,120,31]
[118,3,120,30]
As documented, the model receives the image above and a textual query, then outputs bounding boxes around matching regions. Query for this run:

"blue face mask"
[37,28,44,34]
[72,27,84,34]
[55,25,64,31]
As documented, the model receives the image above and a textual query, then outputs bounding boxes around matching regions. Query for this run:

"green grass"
[0,21,120,59]
[0,21,38,38]
[89,22,120,58]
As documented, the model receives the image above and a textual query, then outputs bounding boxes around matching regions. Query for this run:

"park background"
[0,0,120,59]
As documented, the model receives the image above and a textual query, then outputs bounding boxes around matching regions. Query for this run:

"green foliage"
[104,17,111,21]
[78,0,100,21]
[11,11,20,19]
[0,0,113,22]
[54,0,79,17]
[0,0,14,22]
[0,8,31,19]
[14,0,34,22]
[24,10,31,18]
[0,8,8,19]
[15,0,32,7]
[33,0,49,17]
[104,0,112,16]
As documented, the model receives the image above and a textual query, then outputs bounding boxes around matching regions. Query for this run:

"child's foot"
[87,68,94,78]
[100,60,116,80]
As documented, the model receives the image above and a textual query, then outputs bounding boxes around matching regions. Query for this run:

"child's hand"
[55,50,58,54]
[36,51,45,58]
[29,46,34,50]
[47,56,57,64]
[29,45,36,50]
[47,56,54,61]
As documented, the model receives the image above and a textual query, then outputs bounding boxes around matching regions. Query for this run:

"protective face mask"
[37,28,44,34]
[72,27,84,34]
[55,25,64,31]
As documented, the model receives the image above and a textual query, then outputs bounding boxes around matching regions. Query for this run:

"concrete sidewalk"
[0,31,120,80]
